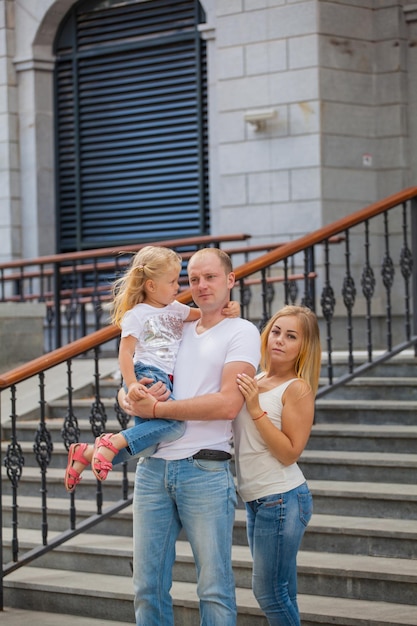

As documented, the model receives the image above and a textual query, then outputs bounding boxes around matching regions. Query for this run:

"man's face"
[187,252,235,312]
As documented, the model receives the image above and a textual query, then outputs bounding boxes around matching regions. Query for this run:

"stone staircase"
[2,354,417,625]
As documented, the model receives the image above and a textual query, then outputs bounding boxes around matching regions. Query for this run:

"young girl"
[234,305,321,626]
[64,245,239,492]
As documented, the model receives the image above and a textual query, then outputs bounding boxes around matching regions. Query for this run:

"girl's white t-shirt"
[121,300,191,375]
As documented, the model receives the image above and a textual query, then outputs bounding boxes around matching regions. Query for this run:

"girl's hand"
[127,381,151,401]
[222,300,241,318]
[237,373,262,416]
[119,387,156,418]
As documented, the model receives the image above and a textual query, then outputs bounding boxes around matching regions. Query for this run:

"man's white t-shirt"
[153,317,261,460]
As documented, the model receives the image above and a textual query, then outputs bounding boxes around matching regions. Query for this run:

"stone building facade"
[0,0,416,264]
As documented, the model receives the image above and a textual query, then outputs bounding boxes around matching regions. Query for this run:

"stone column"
[0,0,20,263]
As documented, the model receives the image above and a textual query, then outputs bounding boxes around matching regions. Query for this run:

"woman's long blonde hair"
[111,246,182,328]
[260,305,322,394]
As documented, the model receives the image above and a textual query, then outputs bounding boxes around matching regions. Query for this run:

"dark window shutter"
[54,0,209,252]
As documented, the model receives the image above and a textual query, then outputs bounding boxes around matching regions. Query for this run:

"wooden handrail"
[0,239,269,285]
[0,233,250,271]
[242,272,317,287]
[233,187,417,280]
[0,238,343,291]
[0,326,120,388]
[0,286,193,388]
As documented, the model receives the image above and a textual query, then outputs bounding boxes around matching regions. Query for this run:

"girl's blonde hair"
[111,246,182,328]
[260,305,322,394]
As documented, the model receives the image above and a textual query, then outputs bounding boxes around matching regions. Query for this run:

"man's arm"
[122,360,256,422]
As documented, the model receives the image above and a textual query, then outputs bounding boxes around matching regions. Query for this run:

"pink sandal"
[65,442,90,492]
[92,433,119,481]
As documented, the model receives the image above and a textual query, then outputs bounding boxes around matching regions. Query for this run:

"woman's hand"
[236,373,262,417]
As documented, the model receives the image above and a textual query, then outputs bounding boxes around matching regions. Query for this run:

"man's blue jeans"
[246,482,313,626]
[113,362,185,464]
[132,456,238,626]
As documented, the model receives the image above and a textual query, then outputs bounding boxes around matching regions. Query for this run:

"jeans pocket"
[193,458,228,472]
[298,490,313,526]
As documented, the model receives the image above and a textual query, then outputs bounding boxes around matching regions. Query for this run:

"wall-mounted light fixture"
[244,108,277,131]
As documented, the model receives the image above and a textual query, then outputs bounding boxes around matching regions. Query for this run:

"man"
[121,247,260,626]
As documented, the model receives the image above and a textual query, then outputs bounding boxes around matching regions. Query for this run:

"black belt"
[192,449,232,461]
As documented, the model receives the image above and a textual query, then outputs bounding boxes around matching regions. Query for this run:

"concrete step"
[307,423,417,453]
[7,422,417,467]
[0,607,125,626]
[297,551,417,606]
[321,352,417,379]
[0,359,119,426]
[1,417,130,445]
[4,554,417,624]
[321,377,417,401]
[3,468,417,519]
[3,352,417,625]
[3,496,417,560]
[1,465,135,500]
[1,494,135,536]
[309,479,417,519]
[234,510,417,558]
[300,513,417,559]
[315,398,417,425]
[4,567,267,625]
[3,499,417,561]
[1,438,138,469]
[46,397,123,421]
[5,592,417,626]
[299,450,417,484]
[184,544,417,606]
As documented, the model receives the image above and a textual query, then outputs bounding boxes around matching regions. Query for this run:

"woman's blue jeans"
[132,456,238,626]
[113,362,185,464]
[246,482,313,626]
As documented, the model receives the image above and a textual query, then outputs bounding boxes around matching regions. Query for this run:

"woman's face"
[267,315,302,369]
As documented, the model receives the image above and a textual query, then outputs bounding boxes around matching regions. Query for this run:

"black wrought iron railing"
[1,187,417,610]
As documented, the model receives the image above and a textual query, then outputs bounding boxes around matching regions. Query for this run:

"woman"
[235,305,321,626]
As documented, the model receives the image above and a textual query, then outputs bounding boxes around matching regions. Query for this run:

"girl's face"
[267,314,303,369]
[146,266,180,307]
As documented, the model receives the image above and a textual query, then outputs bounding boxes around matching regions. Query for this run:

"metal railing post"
[53,261,62,349]
[0,393,3,611]
[410,196,417,356]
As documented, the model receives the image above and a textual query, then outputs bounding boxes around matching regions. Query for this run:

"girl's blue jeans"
[132,456,237,625]
[112,362,185,464]
[246,482,313,626]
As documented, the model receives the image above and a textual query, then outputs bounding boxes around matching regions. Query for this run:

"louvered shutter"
[54,0,209,252]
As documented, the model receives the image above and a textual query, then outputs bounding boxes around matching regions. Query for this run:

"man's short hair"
[189,248,233,274]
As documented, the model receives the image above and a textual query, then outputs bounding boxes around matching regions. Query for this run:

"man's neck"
[196,311,225,334]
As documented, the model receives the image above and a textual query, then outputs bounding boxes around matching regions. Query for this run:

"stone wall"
[0,302,46,368]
